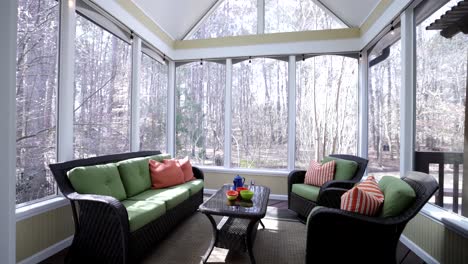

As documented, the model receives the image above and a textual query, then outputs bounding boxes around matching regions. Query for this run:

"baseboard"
[400,235,439,264]
[204,189,287,201]
[18,236,73,264]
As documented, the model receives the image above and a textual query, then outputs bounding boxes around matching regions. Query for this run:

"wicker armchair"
[305,171,438,264]
[288,154,368,220]
[49,151,204,264]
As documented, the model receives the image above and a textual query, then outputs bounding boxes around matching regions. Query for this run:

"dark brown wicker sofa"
[49,151,204,264]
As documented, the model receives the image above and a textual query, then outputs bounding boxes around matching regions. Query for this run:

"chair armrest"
[320,180,356,190]
[288,170,306,194]
[306,207,401,264]
[192,166,204,180]
[316,188,348,209]
[67,192,130,263]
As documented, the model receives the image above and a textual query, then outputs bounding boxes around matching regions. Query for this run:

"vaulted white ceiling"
[131,0,218,40]
[321,0,381,27]
[131,0,382,40]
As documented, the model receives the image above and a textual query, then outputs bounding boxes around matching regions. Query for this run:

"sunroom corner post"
[400,8,416,177]
[57,0,76,163]
[0,0,17,262]
[358,52,369,160]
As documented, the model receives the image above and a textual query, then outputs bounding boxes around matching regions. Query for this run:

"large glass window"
[74,15,131,158]
[415,0,467,215]
[368,38,401,178]
[296,56,358,169]
[139,53,168,151]
[187,0,257,40]
[16,0,59,205]
[176,61,226,166]
[231,58,288,169]
[265,0,346,33]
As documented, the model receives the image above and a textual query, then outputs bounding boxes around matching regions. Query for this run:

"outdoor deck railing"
[414,151,463,213]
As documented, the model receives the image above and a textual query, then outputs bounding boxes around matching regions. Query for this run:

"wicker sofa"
[49,151,204,264]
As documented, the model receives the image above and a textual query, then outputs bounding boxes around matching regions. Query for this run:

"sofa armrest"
[192,166,204,180]
[67,192,130,263]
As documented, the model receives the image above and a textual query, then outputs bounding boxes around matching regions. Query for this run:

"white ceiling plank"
[132,0,218,40]
[320,0,381,27]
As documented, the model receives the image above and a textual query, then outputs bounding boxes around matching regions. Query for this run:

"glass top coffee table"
[199,184,270,264]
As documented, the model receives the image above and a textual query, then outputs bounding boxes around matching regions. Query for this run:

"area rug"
[142,209,306,264]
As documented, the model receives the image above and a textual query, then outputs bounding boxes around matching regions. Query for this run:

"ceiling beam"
[312,0,353,28]
[181,0,223,40]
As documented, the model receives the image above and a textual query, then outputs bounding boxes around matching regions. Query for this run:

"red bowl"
[236,187,248,192]
[226,190,239,201]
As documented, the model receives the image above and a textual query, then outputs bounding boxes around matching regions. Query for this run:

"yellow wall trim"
[361,0,394,34]
[16,205,74,262]
[174,28,361,50]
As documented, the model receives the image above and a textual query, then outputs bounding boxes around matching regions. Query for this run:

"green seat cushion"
[122,200,166,232]
[117,157,152,197]
[168,179,204,196]
[378,176,416,217]
[68,163,127,201]
[128,187,190,210]
[148,153,171,162]
[291,184,320,202]
[322,156,358,181]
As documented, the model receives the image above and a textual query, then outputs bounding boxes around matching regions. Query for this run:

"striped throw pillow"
[358,176,384,201]
[304,160,336,187]
[340,176,384,216]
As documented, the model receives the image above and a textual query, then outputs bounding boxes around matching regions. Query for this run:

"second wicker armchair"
[287,154,368,220]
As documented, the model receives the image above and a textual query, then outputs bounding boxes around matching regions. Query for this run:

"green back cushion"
[117,154,172,197]
[117,157,152,197]
[68,163,127,201]
[148,153,171,162]
[378,176,416,217]
[322,156,358,181]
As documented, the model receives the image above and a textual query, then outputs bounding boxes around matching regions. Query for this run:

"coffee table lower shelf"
[202,214,265,264]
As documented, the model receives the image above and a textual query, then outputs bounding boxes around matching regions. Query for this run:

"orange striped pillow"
[304,160,336,187]
[358,176,384,201]
[340,176,384,216]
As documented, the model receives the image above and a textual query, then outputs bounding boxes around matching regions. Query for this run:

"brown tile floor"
[41,198,426,264]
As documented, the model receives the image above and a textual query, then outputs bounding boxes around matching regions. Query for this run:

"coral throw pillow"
[149,159,185,189]
[304,160,336,187]
[341,176,384,216]
[177,157,196,182]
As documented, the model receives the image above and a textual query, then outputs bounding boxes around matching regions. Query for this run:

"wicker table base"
[199,185,270,264]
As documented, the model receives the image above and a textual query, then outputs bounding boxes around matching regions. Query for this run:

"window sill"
[16,196,69,222]
[420,203,468,239]
[197,166,290,177]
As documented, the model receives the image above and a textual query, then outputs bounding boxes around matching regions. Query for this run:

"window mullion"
[257,0,265,34]
[57,0,76,163]
[167,61,176,156]
[130,36,141,152]
[287,55,296,170]
[224,59,233,168]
